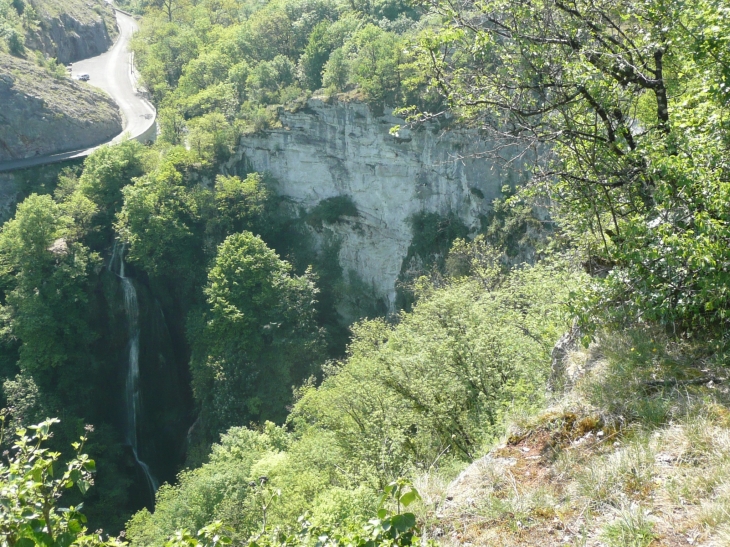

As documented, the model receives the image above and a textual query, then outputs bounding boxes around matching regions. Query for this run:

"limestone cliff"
[0,53,122,161]
[25,0,117,64]
[233,98,528,310]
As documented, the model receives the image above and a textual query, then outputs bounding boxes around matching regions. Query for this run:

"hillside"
[431,332,730,546]
[0,0,728,544]
[0,0,122,162]
[0,53,122,160]
[25,0,117,63]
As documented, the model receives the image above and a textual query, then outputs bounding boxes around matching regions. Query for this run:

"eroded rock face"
[25,0,117,64]
[233,98,528,309]
[0,54,122,161]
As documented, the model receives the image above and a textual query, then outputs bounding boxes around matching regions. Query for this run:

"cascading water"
[110,242,159,501]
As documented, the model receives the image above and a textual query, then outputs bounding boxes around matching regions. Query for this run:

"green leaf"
[390,513,416,533]
[68,519,82,534]
[77,479,90,494]
[399,490,419,508]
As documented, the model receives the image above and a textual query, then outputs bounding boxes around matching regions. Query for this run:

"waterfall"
[110,242,159,501]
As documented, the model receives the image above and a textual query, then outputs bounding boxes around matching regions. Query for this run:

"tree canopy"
[412,0,730,332]
[189,232,324,440]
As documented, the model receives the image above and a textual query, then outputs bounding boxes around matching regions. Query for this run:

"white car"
[76,73,90,81]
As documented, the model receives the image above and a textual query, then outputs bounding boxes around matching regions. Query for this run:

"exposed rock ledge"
[0,53,122,162]
[25,0,117,64]
[232,98,528,309]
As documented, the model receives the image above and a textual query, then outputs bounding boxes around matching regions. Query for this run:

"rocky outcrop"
[25,0,117,64]
[547,321,582,395]
[0,53,122,161]
[233,98,529,309]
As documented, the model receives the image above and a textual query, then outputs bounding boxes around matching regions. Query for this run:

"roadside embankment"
[0,53,122,162]
[25,0,118,64]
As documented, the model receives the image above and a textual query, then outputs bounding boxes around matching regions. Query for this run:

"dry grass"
[424,328,730,546]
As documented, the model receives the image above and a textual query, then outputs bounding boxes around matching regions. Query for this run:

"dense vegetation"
[411,0,730,335]
[1,0,729,544]
[1,0,113,70]
[0,142,347,531]
[0,0,29,55]
[128,0,431,155]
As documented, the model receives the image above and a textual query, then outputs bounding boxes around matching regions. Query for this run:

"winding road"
[0,8,156,173]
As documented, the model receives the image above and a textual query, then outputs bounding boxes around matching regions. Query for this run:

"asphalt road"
[72,10,156,143]
[0,8,156,173]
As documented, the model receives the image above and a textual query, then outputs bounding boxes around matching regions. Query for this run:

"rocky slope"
[0,53,122,161]
[423,332,730,546]
[232,98,529,310]
[25,0,117,64]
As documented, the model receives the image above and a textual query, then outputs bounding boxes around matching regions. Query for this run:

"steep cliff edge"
[0,53,122,161]
[233,98,528,310]
[25,0,117,64]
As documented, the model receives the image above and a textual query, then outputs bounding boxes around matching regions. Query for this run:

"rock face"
[25,0,117,64]
[234,98,528,309]
[0,54,122,161]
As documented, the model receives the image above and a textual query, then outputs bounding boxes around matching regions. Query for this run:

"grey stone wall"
[232,98,529,308]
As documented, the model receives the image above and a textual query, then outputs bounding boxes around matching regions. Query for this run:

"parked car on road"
[76,73,90,81]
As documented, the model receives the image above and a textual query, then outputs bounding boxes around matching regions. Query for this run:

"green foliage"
[246,480,429,547]
[0,142,169,534]
[414,0,730,333]
[210,173,269,236]
[298,21,332,90]
[131,0,429,158]
[188,232,324,440]
[347,25,408,104]
[406,212,469,269]
[0,194,100,387]
[600,506,656,547]
[396,212,469,309]
[126,423,290,545]
[33,52,68,79]
[75,141,149,245]
[132,473,426,547]
[0,0,26,55]
[116,149,209,288]
[480,186,550,260]
[305,196,359,229]
[298,256,583,470]
[320,48,348,92]
[0,417,123,547]
[186,112,238,162]
[133,242,584,544]
[1,374,43,437]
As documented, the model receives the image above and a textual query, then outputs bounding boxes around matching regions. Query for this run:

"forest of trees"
[1,0,729,544]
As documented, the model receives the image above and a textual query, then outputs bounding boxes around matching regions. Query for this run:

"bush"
[0,417,123,547]
[305,196,359,229]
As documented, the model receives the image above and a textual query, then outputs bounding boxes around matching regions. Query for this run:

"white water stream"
[110,243,159,500]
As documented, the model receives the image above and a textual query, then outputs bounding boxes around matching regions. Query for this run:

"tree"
[299,22,333,90]
[189,232,323,441]
[76,141,148,245]
[0,194,99,398]
[348,26,407,103]
[414,0,730,331]
[186,112,237,162]
[115,151,208,290]
[321,48,349,92]
[150,0,190,22]
[210,173,268,238]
